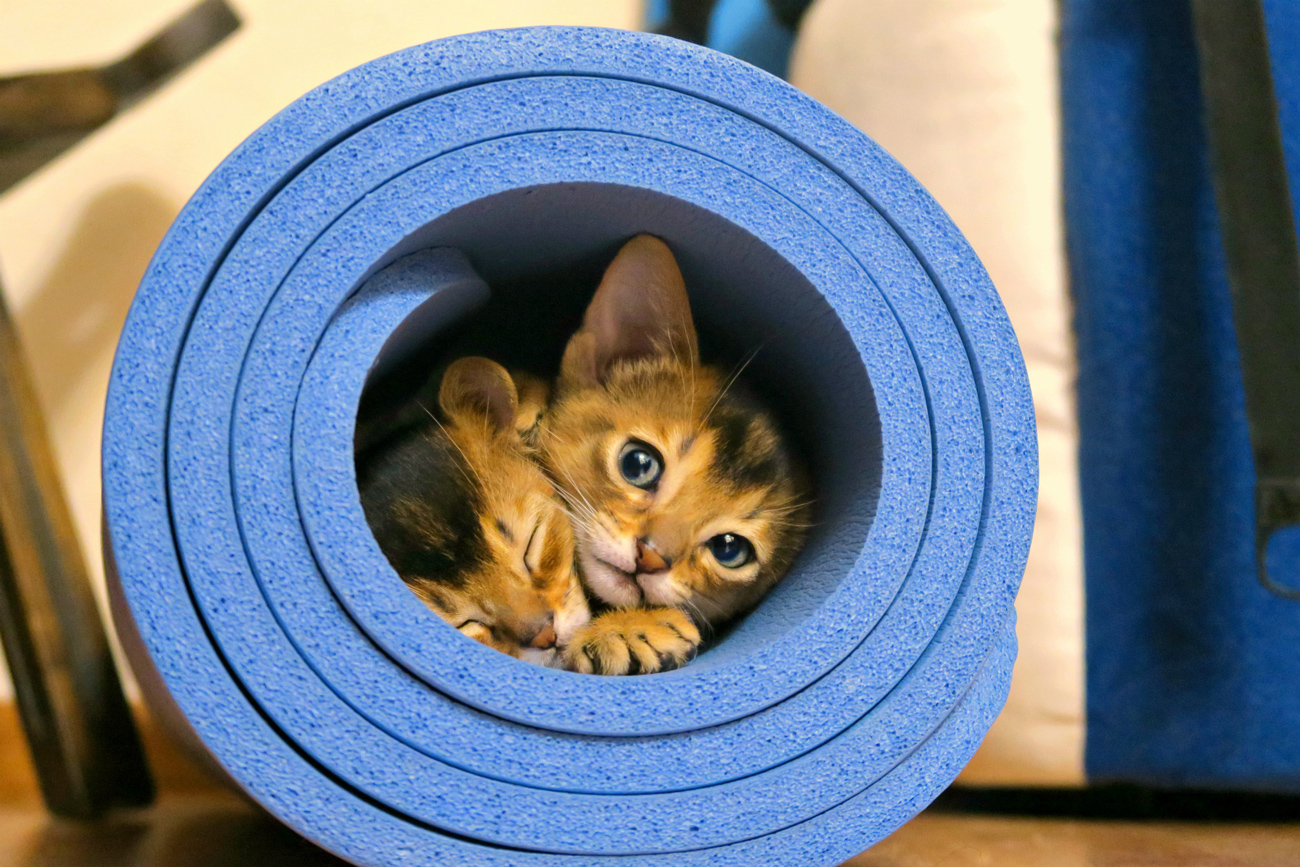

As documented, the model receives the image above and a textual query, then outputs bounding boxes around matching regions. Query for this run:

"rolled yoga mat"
[103,27,1036,866]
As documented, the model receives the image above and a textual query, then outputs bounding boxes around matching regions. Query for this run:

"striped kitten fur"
[542,235,813,675]
[357,356,589,666]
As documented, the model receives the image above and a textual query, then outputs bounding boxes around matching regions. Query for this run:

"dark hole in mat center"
[355,182,881,664]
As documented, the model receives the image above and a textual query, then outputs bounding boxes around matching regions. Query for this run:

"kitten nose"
[635,539,671,574]
[527,614,557,649]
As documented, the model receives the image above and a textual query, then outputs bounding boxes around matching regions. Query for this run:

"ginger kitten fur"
[357,356,589,666]
[542,235,812,675]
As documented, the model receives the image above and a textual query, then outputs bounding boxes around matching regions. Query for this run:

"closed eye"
[456,618,487,631]
[524,521,545,576]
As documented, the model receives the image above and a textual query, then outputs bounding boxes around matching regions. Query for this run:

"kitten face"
[359,359,589,666]
[544,358,809,625]
[542,236,811,627]
[409,430,588,667]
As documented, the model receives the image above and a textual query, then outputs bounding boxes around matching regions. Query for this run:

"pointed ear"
[438,357,519,434]
[559,235,699,389]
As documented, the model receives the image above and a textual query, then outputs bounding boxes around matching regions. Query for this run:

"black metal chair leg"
[0,279,153,817]
[0,0,241,817]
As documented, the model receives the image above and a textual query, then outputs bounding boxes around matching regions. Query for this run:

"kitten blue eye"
[708,533,754,568]
[618,441,663,489]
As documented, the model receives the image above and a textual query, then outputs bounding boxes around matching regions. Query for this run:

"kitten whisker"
[554,503,599,541]
[665,299,697,419]
[699,345,763,432]
[555,488,599,530]
[535,431,595,519]
[764,522,815,536]
[554,463,602,526]
[559,475,598,522]
[415,400,484,492]
[767,495,816,514]
[759,506,815,521]
[762,519,815,532]
[678,597,716,642]
[555,501,593,528]
[553,479,602,533]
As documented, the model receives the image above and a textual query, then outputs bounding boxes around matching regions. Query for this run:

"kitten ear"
[438,356,519,434]
[560,235,699,389]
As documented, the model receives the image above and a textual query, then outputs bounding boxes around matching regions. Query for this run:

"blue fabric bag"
[1065,0,1300,790]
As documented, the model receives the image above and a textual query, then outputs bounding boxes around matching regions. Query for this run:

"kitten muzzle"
[521,613,557,649]
[634,539,671,574]
[529,621,558,649]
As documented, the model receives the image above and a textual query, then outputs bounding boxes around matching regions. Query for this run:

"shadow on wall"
[13,183,176,420]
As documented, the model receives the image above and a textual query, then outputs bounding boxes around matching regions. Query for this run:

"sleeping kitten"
[357,356,590,666]
[542,235,812,675]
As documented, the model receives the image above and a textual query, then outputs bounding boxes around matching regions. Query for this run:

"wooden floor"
[0,796,1296,867]
[848,812,1300,867]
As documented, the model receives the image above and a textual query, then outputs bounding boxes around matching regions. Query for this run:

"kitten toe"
[593,636,633,675]
[651,611,702,668]
[624,633,663,674]
[564,631,632,675]
[563,643,595,674]
[623,643,645,676]
[638,635,682,673]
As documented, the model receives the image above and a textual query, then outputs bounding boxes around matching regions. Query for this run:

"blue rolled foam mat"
[103,27,1036,865]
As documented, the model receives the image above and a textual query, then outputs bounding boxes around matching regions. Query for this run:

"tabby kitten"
[357,356,589,666]
[542,235,812,676]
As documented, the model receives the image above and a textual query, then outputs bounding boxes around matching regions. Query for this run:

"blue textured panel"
[102,28,1035,865]
[1066,0,1300,789]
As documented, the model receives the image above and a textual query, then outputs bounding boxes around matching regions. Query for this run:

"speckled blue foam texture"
[1066,0,1300,789]
[103,28,1035,865]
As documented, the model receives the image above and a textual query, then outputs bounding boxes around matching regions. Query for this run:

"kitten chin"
[516,647,562,668]
[577,526,645,608]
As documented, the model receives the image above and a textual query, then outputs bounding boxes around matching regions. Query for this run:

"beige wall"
[0,0,642,701]
[791,0,1085,786]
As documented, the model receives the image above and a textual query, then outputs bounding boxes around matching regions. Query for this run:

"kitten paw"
[563,608,701,675]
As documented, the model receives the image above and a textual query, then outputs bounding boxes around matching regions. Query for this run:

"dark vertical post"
[0,272,153,817]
